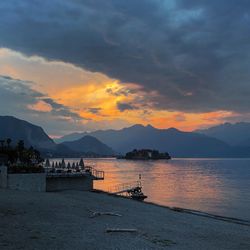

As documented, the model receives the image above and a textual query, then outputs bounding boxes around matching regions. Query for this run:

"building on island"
[124,149,171,160]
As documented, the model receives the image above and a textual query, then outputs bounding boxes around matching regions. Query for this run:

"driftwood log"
[89,211,122,218]
[106,228,138,233]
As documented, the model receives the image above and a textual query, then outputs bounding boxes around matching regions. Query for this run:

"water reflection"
[92,159,224,211]
[51,158,250,220]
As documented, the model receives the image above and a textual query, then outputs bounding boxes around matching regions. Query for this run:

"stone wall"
[0,165,8,188]
[46,176,93,192]
[7,173,46,192]
[0,166,94,192]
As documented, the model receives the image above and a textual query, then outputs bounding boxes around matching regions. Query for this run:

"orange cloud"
[0,48,238,133]
[28,100,52,112]
[147,111,234,131]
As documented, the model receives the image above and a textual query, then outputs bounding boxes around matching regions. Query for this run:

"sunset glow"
[0,48,240,135]
[1,2,250,247]
[0,0,249,137]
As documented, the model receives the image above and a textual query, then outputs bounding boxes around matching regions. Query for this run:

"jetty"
[0,140,104,192]
[109,180,147,201]
[44,159,104,191]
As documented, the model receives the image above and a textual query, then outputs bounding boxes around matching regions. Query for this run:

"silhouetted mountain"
[55,132,85,144]
[0,116,78,157]
[57,124,249,157]
[196,122,250,145]
[61,135,115,156]
[0,116,116,157]
[0,116,55,150]
[6,116,249,158]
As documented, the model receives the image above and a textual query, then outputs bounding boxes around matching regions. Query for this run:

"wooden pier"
[109,181,147,201]
[110,181,142,195]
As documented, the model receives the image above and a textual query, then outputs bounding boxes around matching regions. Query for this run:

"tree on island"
[125,149,171,160]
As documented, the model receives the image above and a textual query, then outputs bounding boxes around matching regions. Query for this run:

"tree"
[45,158,50,167]
[6,138,11,148]
[67,162,71,169]
[62,158,66,168]
[79,158,84,167]
[0,140,5,149]
[17,140,24,152]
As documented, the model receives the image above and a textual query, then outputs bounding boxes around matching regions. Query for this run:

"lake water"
[52,158,250,221]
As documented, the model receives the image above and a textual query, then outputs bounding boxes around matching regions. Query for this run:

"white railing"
[45,166,104,180]
[109,181,142,194]
[85,166,104,179]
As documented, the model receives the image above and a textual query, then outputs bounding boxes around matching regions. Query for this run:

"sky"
[0,0,250,137]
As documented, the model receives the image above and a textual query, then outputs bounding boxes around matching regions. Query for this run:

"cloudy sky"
[0,0,250,136]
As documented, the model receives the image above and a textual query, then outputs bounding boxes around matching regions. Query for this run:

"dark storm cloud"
[1,0,250,113]
[0,75,83,121]
[106,86,137,97]
[42,98,64,110]
[116,101,137,112]
[41,97,83,119]
[87,108,102,114]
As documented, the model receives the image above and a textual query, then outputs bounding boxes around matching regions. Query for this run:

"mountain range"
[0,116,114,157]
[56,124,250,157]
[2,115,250,158]
[62,135,114,155]
[196,122,250,146]
[0,116,55,150]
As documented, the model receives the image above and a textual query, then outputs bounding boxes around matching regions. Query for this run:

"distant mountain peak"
[62,135,114,155]
[3,116,250,157]
[80,135,94,139]
[197,121,250,146]
[74,135,100,143]
[126,124,158,130]
[0,115,55,149]
[166,127,180,132]
[127,124,145,129]
[146,124,154,128]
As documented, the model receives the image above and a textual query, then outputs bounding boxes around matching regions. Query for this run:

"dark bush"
[8,165,44,174]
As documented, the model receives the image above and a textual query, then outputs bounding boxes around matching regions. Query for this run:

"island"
[121,149,171,160]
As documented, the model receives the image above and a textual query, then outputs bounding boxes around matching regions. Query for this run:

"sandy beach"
[0,189,249,250]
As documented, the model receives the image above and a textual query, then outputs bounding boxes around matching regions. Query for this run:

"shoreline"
[92,189,250,227]
[1,189,249,250]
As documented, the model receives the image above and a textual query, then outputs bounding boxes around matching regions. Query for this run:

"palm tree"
[17,140,24,151]
[0,140,5,149]
[6,138,11,148]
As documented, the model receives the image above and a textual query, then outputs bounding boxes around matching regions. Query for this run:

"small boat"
[129,186,147,201]
[131,192,147,201]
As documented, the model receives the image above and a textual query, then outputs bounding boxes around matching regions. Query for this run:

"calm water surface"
[53,158,250,221]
